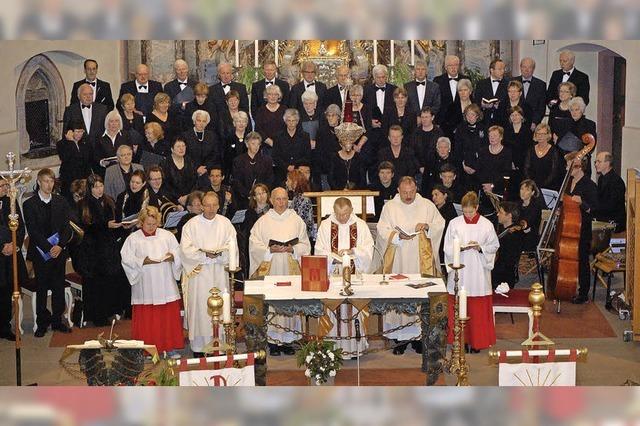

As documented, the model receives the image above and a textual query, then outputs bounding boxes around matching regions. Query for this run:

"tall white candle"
[453,237,461,268]
[373,40,378,66]
[228,239,237,271]
[410,40,415,66]
[222,290,232,324]
[235,40,239,68]
[390,40,395,66]
[254,40,259,67]
[342,253,351,268]
[459,286,468,318]
[275,40,279,66]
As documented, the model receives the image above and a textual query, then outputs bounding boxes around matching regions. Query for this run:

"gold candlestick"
[456,316,470,386]
[446,263,469,385]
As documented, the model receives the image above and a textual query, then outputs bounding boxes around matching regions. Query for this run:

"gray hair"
[436,136,451,149]
[174,59,188,70]
[264,84,283,100]
[77,82,93,98]
[301,90,318,103]
[350,84,363,96]
[283,108,300,121]
[568,97,586,114]
[192,109,211,124]
[325,104,341,117]
[559,50,576,63]
[445,55,460,66]
[457,78,473,92]
[414,59,427,68]
[372,64,388,77]
[520,57,536,69]
[233,110,249,124]
[104,109,123,131]
[245,131,263,144]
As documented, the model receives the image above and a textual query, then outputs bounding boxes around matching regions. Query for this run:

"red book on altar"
[301,255,329,292]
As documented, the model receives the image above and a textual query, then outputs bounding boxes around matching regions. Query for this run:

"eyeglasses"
[535,132,550,136]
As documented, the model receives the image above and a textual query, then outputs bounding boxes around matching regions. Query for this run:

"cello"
[537,133,596,303]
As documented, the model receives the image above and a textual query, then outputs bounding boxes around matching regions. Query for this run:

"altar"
[242,274,449,385]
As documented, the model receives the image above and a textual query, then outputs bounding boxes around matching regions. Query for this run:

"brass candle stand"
[445,263,470,386]
[203,288,233,357]
[224,266,241,353]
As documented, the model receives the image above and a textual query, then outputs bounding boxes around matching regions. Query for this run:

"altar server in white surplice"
[249,187,310,356]
[315,197,374,356]
[180,192,238,356]
[376,176,445,355]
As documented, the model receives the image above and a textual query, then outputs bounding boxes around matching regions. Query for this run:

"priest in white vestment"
[315,197,374,356]
[376,176,445,354]
[180,192,239,356]
[444,191,499,351]
[249,187,310,355]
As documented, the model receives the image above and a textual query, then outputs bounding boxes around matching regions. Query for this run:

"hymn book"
[119,214,139,226]
[481,97,499,105]
[268,237,299,247]
[199,247,227,257]
[36,232,60,261]
[394,226,419,238]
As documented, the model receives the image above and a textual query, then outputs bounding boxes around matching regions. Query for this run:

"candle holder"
[224,265,241,353]
[445,263,470,386]
[203,287,233,357]
[340,263,354,296]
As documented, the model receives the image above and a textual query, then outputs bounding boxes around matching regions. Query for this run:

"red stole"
[331,221,357,272]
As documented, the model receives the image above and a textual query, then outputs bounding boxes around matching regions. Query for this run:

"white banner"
[179,365,256,386]
[498,362,576,386]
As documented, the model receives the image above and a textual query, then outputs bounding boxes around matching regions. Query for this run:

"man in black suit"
[404,59,441,116]
[546,50,590,106]
[593,151,626,233]
[69,59,114,111]
[208,62,249,115]
[513,57,547,130]
[23,169,73,337]
[324,65,351,110]
[474,58,509,126]
[62,83,108,148]
[117,63,163,119]
[288,60,327,114]
[433,55,468,125]
[251,60,290,118]
[164,59,197,136]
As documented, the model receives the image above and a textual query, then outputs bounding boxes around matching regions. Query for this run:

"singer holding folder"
[23,169,73,337]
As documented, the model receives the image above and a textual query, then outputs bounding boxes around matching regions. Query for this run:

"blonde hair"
[138,205,162,225]
[144,122,164,140]
[461,191,479,208]
[153,92,171,110]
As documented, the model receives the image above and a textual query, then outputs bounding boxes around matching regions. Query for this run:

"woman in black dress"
[377,125,419,180]
[139,122,170,165]
[95,110,132,176]
[564,96,597,176]
[114,170,149,240]
[182,109,222,188]
[347,84,370,152]
[441,78,474,139]
[503,105,534,195]
[253,84,286,157]
[497,80,533,127]
[548,81,575,141]
[183,82,218,134]
[223,110,250,181]
[328,136,366,190]
[119,93,145,146]
[218,90,249,142]
[316,104,342,187]
[384,87,417,139]
[160,137,197,206]
[431,184,458,273]
[232,132,274,209]
[518,179,545,252]
[523,123,563,191]
[146,92,180,146]
[239,184,271,276]
[76,174,127,326]
[477,125,513,221]
[454,103,486,192]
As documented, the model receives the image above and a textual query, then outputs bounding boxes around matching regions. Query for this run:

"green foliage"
[296,339,344,385]
[135,358,178,386]
[237,66,263,93]
[463,67,485,90]
[390,63,412,87]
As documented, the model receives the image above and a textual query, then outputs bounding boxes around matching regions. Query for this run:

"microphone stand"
[372,244,389,285]
[354,318,361,386]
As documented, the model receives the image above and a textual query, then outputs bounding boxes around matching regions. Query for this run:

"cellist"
[566,156,598,304]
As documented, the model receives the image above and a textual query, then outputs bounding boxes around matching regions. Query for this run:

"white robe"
[315,213,374,355]
[249,208,310,343]
[444,216,500,297]
[180,214,239,352]
[120,229,182,305]
[376,194,445,340]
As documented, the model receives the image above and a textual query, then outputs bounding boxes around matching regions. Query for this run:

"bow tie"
[449,77,459,81]
[306,82,315,88]
[492,79,501,83]
[522,79,531,84]
[179,81,187,87]
[87,81,96,87]
[338,86,344,91]
[81,104,91,109]
[222,84,230,89]
[138,85,147,90]
[265,80,274,86]
[563,71,571,76]
[416,81,426,86]
[376,86,386,92]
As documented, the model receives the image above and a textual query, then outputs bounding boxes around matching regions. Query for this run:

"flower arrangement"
[296,340,343,385]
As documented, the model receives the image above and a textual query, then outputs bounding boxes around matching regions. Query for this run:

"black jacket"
[593,169,627,232]
[432,73,469,124]
[23,193,72,263]
[56,137,94,194]
[272,129,311,183]
[62,102,108,146]
[251,78,290,117]
[547,68,590,105]
[288,80,327,113]
[404,80,442,115]
[117,80,163,118]
[473,77,509,126]
[512,75,547,125]
[208,81,249,116]
[182,129,223,173]
[69,79,114,111]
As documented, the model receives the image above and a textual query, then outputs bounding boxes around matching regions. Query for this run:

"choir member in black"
[163,59,196,132]
[23,169,73,337]
[95,111,132,176]
[431,184,458,273]
[161,137,197,206]
[513,57,547,130]
[0,180,28,341]
[384,87,417,140]
[145,166,179,210]
[232,132,274,210]
[217,90,246,143]
[117,64,163,120]
[104,145,144,200]
[325,65,351,111]
[369,161,398,221]
[492,201,524,289]
[253,84,286,156]
[296,162,321,192]
[272,109,312,185]
[62,83,107,150]
[424,137,459,195]
[546,50,590,106]
[477,126,513,196]
[503,106,534,195]
[441,78,474,140]
[239,184,271,275]
[251,60,290,119]
[183,83,218,134]
[523,123,563,191]
[300,90,321,142]
[454,104,486,192]
[139,122,170,165]
[224,111,250,181]
[566,157,598,304]
[437,163,465,204]
[413,108,444,189]
[208,63,249,116]
[315,104,342,187]
[377,125,419,181]
[114,170,149,240]
[146,93,180,147]
[75,174,126,326]
[288,61,327,115]
[548,81,575,141]
[404,59,441,116]
[182,109,222,189]
[497,81,533,128]
[199,166,236,220]
[433,55,468,126]
[474,59,508,127]
[593,152,626,232]
[328,136,366,190]
[69,59,114,111]
[518,179,545,252]
[348,84,371,152]
[57,119,93,202]
[175,191,204,243]
[119,93,145,147]
[561,97,597,176]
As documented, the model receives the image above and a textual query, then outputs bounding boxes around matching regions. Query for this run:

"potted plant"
[296,339,343,385]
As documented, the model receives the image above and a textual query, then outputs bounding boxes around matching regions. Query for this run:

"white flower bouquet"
[296,340,343,385]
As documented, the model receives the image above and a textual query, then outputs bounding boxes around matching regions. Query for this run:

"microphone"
[354,319,361,342]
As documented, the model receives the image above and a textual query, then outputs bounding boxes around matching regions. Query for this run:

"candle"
[254,40,259,67]
[453,237,461,268]
[342,253,351,268]
[459,286,468,319]
[275,40,279,66]
[228,238,237,271]
[222,290,232,324]
[390,40,395,66]
[235,40,239,68]
[410,40,415,66]
[373,40,378,66]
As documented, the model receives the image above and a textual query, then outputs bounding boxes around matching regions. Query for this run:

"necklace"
[195,130,204,142]
[536,143,549,156]
[489,144,503,155]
